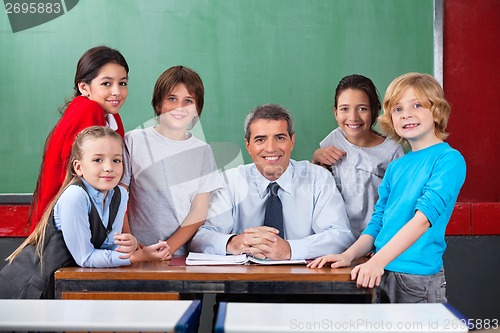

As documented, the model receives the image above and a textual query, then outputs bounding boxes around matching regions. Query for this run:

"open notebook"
[186,252,306,266]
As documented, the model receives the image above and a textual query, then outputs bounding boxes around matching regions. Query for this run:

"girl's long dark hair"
[27,46,128,231]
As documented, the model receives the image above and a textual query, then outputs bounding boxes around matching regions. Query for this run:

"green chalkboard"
[0,0,434,193]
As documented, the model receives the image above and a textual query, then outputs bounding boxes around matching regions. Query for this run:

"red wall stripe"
[471,203,500,235]
[444,0,500,202]
[446,202,471,235]
[0,205,30,237]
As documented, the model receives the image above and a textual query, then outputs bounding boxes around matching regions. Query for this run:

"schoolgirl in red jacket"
[28,45,129,232]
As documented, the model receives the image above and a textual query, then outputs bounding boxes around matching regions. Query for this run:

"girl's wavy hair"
[8,126,123,265]
[378,72,450,149]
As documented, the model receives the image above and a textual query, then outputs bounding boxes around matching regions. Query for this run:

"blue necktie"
[263,182,284,238]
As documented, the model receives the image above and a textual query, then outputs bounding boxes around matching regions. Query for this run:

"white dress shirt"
[191,160,355,259]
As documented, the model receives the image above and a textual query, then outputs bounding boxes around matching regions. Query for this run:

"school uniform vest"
[0,180,121,299]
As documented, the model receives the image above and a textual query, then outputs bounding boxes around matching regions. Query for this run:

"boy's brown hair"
[151,66,204,117]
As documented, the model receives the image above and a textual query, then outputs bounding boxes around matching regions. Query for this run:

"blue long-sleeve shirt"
[53,178,130,267]
[362,142,466,275]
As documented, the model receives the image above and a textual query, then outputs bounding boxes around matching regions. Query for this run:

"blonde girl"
[1,126,169,299]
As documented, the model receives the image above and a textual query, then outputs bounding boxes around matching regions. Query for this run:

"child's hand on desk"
[114,232,138,259]
[306,253,353,269]
[141,240,172,262]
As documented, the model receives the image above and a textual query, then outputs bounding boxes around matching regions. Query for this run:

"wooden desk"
[55,258,374,301]
[215,302,469,333]
[0,299,201,332]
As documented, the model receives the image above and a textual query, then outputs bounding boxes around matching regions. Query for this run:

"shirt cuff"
[287,239,308,260]
[204,232,235,255]
[111,251,131,266]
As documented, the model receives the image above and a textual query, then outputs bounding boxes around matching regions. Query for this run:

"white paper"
[185,252,306,266]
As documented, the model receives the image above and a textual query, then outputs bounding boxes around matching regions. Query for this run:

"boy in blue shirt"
[308,73,466,303]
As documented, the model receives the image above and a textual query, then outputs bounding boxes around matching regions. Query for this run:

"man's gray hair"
[244,104,294,141]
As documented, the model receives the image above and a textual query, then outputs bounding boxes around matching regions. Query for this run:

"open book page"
[186,252,248,265]
[185,252,306,266]
[246,256,306,265]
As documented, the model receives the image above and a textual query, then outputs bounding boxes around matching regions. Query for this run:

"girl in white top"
[121,66,222,257]
[312,74,404,238]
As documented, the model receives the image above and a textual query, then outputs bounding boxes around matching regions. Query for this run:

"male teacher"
[191,104,355,260]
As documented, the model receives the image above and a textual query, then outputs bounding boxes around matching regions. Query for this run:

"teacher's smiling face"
[245,118,295,181]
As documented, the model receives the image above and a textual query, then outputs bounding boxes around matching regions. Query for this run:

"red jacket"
[28,96,125,232]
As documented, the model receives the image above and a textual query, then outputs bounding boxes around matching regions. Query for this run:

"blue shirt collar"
[79,177,115,204]
[250,160,294,198]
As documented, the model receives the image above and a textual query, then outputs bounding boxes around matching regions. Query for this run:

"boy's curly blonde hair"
[378,72,450,148]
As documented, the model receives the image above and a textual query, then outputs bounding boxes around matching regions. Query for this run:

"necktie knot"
[268,182,280,196]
